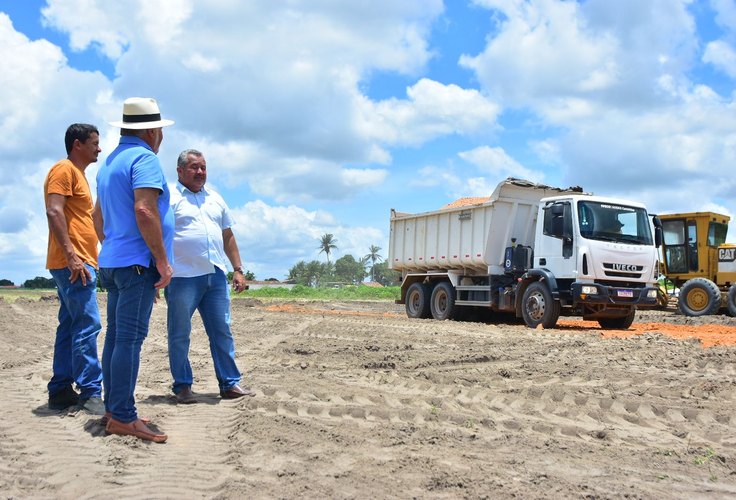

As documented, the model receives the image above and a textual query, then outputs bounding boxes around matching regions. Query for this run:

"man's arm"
[46,193,90,285]
[92,200,105,243]
[223,227,246,292]
[134,188,172,289]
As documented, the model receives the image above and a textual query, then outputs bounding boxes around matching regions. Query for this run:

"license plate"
[617,289,633,298]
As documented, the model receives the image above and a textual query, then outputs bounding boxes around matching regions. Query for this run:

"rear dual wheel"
[430,281,456,321]
[405,282,432,319]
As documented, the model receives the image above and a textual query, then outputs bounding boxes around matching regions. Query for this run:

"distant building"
[244,280,296,290]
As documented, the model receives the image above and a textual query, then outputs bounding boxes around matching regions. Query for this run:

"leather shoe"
[220,384,256,399]
[106,418,167,443]
[175,386,197,404]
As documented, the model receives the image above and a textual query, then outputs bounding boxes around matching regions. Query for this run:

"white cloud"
[459,146,545,183]
[409,165,462,189]
[703,40,736,78]
[41,0,193,58]
[711,0,736,32]
[363,79,500,145]
[462,0,698,118]
[229,200,383,280]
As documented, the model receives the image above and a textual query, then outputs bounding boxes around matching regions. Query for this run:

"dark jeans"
[48,264,103,400]
[100,265,158,423]
[165,267,241,394]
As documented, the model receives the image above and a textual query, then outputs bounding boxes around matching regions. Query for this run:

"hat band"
[123,113,162,123]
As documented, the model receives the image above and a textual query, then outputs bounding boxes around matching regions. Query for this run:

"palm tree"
[364,245,383,282]
[318,233,338,263]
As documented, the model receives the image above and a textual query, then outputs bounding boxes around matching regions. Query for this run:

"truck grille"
[602,263,644,279]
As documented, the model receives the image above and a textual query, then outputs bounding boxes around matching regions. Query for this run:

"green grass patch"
[0,288,57,302]
[236,284,400,301]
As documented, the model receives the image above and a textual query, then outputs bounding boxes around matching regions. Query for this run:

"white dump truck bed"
[389,178,585,274]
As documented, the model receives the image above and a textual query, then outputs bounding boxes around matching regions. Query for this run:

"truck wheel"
[521,281,560,329]
[406,282,432,319]
[727,285,736,317]
[678,278,721,316]
[430,281,456,320]
[598,309,635,329]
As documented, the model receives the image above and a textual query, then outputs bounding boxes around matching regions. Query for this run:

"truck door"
[536,201,576,277]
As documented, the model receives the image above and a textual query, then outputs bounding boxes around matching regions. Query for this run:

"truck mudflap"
[570,282,659,306]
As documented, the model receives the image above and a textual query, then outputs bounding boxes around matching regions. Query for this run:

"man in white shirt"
[165,149,255,404]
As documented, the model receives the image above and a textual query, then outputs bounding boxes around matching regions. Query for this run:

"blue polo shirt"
[97,136,174,268]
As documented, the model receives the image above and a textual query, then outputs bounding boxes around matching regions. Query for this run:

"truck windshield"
[578,201,654,245]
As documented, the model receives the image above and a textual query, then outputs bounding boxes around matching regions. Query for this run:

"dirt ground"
[1,295,735,499]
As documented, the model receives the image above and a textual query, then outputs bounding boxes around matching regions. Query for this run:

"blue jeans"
[48,264,103,400]
[100,265,158,423]
[165,267,241,394]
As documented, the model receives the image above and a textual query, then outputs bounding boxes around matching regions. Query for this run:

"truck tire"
[678,278,721,317]
[598,309,635,329]
[406,282,432,319]
[727,285,736,317]
[430,281,456,320]
[521,281,560,329]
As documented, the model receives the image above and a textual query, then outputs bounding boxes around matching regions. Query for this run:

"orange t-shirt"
[44,159,98,269]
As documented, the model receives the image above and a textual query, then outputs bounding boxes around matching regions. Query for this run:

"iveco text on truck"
[388,178,662,329]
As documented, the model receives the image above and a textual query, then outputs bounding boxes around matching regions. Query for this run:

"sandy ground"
[1,295,735,499]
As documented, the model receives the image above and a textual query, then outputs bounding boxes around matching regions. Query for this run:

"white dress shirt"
[170,181,234,278]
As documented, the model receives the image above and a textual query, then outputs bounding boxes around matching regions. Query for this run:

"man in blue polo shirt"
[93,97,174,443]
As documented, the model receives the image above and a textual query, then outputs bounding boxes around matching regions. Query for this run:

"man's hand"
[232,270,247,293]
[154,260,173,289]
[68,254,91,285]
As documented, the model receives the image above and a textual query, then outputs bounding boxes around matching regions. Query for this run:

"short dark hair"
[65,123,99,155]
[177,149,203,168]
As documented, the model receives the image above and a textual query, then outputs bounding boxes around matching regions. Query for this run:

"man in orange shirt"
[44,123,104,415]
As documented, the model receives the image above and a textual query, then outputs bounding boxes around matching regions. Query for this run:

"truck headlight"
[581,285,598,295]
[647,289,658,298]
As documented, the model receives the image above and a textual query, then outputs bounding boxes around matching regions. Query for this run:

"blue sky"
[1,0,736,284]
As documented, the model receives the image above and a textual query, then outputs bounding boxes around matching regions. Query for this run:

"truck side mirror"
[651,215,662,247]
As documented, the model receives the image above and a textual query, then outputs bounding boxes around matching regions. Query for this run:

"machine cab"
[659,212,729,283]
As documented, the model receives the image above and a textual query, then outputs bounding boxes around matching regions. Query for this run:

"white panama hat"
[109,97,175,129]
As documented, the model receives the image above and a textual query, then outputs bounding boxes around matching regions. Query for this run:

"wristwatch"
[233,266,243,273]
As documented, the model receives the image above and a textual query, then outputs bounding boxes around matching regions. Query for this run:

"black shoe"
[79,396,106,416]
[49,386,79,410]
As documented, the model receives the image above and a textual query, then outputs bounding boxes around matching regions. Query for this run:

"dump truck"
[388,178,662,329]
[658,211,736,316]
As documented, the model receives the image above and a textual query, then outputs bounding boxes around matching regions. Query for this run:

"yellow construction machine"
[658,211,736,316]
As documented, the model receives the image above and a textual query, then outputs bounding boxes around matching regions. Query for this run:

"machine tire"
[598,309,635,329]
[430,281,456,320]
[521,281,560,329]
[727,285,736,317]
[678,278,721,317]
[405,282,432,319]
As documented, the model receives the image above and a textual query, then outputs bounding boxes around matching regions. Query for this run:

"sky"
[1,0,736,284]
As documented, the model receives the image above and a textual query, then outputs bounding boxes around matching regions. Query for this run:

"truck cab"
[522,195,660,328]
